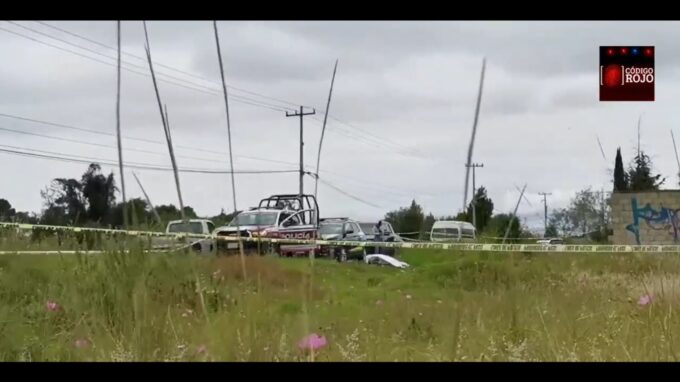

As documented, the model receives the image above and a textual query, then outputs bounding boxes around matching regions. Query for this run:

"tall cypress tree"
[613,147,628,191]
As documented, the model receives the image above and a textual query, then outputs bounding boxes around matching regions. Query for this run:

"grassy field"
[1,235,680,361]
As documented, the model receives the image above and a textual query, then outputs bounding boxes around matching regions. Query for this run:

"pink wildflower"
[46,300,60,312]
[638,294,654,306]
[298,333,327,351]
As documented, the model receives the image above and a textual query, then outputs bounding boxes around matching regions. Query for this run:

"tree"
[544,223,558,237]
[384,200,425,235]
[627,151,665,191]
[422,213,436,239]
[14,211,38,224]
[41,178,86,225]
[109,198,154,228]
[0,199,16,221]
[613,147,628,191]
[548,187,610,240]
[211,208,241,228]
[454,211,469,222]
[155,204,198,224]
[485,213,521,241]
[81,164,117,224]
[465,186,494,232]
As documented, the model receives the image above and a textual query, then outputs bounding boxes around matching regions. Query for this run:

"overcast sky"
[1,21,679,230]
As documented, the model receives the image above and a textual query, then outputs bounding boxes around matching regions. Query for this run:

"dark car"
[359,220,402,257]
[319,218,402,261]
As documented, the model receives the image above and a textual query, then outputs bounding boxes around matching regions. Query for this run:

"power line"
[0,24,291,114]
[0,145,298,175]
[2,22,425,160]
[0,125,241,165]
[316,177,383,209]
[322,113,426,157]
[34,20,303,109]
[0,111,430,198]
[307,117,423,159]
[0,112,298,167]
[9,20,296,113]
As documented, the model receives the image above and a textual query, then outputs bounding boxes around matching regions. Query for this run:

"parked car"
[214,194,320,257]
[152,219,216,254]
[430,220,476,242]
[318,218,402,261]
[359,220,402,257]
[318,217,368,261]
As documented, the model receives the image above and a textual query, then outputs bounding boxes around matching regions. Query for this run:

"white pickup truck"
[153,219,216,254]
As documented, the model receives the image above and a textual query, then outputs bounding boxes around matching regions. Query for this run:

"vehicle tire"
[358,247,367,261]
[337,248,347,263]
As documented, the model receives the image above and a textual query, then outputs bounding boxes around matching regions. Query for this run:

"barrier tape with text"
[1,221,679,253]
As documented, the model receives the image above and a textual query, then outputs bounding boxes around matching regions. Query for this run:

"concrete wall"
[610,191,680,245]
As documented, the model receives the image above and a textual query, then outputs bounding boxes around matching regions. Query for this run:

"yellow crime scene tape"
[2,221,680,253]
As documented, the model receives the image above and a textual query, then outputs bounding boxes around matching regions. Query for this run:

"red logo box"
[600,46,654,101]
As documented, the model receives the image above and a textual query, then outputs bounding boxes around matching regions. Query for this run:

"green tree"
[485,213,521,241]
[0,199,16,221]
[454,211,469,222]
[613,147,628,191]
[421,213,436,239]
[545,223,558,237]
[384,200,425,235]
[211,208,241,227]
[627,151,665,191]
[81,164,117,224]
[465,186,494,232]
[154,204,198,224]
[110,198,155,228]
[548,188,610,240]
[13,211,38,224]
[41,178,86,225]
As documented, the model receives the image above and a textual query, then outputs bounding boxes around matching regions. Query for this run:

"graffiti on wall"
[626,197,680,244]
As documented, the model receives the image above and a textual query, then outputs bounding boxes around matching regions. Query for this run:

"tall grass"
[1,232,680,361]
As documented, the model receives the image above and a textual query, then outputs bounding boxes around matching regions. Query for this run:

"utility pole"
[115,20,127,228]
[462,58,486,211]
[538,192,552,237]
[132,171,162,226]
[286,106,316,200]
[465,163,484,229]
[503,184,527,244]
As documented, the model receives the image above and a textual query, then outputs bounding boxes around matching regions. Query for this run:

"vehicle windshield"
[229,212,278,226]
[360,223,377,234]
[432,228,459,239]
[319,223,343,235]
[167,222,204,234]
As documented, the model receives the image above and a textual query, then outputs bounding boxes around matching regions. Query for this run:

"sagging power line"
[1,21,424,159]
[0,145,298,175]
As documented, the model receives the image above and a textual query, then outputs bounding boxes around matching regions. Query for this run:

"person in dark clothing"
[374,220,383,254]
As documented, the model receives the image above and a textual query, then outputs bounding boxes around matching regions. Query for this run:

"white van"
[430,220,476,242]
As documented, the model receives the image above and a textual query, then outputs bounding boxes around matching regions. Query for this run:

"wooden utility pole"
[314,59,339,201]
[132,171,162,226]
[214,20,247,280]
[671,130,680,185]
[538,192,552,237]
[115,20,127,228]
[465,163,484,229]
[503,184,526,244]
[143,21,186,222]
[286,106,316,199]
[462,58,486,211]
